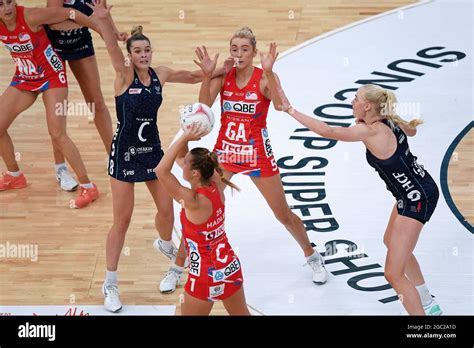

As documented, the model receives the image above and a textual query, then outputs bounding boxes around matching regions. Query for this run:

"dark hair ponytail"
[190,148,240,192]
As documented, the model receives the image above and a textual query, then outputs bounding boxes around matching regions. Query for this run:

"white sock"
[105,270,118,286]
[80,183,94,189]
[7,171,21,177]
[306,251,321,263]
[416,283,432,306]
[55,163,67,172]
[170,262,184,273]
[160,239,173,253]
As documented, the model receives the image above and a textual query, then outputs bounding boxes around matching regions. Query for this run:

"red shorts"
[184,257,244,302]
[10,70,68,92]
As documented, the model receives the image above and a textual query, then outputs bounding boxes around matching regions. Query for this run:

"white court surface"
[172,0,473,315]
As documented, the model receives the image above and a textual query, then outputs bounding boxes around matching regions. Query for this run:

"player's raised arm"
[194,46,223,107]
[155,124,207,206]
[87,0,132,92]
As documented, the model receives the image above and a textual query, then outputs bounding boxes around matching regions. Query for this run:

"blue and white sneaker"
[424,298,443,315]
[102,283,123,313]
[56,167,79,192]
[153,238,189,267]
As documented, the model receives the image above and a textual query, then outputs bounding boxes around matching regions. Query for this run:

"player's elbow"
[175,157,185,169]
[155,164,167,176]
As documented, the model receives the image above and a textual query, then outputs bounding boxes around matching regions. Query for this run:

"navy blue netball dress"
[46,0,96,61]
[366,119,439,224]
[108,68,164,182]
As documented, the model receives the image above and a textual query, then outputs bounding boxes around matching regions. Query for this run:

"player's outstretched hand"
[194,46,219,77]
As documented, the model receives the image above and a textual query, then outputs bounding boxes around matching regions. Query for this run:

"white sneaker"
[306,252,329,284]
[56,167,79,192]
[153,239,178,260]
[423,298,443,315]
[102,283,123,313]
[153,238,190,268]
[159,269,183,294]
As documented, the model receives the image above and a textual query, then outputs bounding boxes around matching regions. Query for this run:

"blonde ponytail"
[360,84,423,129]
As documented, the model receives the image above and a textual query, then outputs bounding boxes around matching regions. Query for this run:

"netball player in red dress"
[193,27,328,285]
[45,0,128,192]
[156,124,250,315]
[0,0,100,208]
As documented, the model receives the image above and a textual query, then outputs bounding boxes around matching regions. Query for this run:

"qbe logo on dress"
[5,41,33,53]
[212,258,241,282]
[261,128,273,158]
[44,45,64,72]
[223,100,258,115]
[187,239,201,277]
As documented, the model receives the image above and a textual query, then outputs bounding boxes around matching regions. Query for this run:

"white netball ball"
[180,102,215,136]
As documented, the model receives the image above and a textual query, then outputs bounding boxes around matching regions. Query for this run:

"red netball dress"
[214,66,279,177]
[0,6,67,92]
[181,181,243,301]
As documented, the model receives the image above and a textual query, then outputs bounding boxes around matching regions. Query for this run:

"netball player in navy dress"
[46,0,127,191]
[89,0,225,312]
[279,83,442,316]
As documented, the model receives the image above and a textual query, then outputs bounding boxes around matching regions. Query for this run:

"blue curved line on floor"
[440,121,473,234]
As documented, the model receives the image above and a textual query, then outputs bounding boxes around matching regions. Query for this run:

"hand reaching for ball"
[182,122,208,141]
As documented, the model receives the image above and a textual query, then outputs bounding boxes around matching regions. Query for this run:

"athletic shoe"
[56,167,78,192]
[424,298,443,315]
[70,184,99,209]
[153,239,190,268]
[153,239,178,260]
[0,172,27,191]
[159,269,183,294]
[306,251,329,284]
[102,283,123,313]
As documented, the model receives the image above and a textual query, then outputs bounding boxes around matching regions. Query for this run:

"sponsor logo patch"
[245,91,258,100]
[261,128,273,158]
[5,41,34,53]
[211,258,241,282]
[223,100,258,115]
[18,33,31,42]
[44,45,64,72]
[187,239,201,277]
[209,284,225,298]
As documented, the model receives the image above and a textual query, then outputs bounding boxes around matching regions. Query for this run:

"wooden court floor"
[0,0,471,315]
